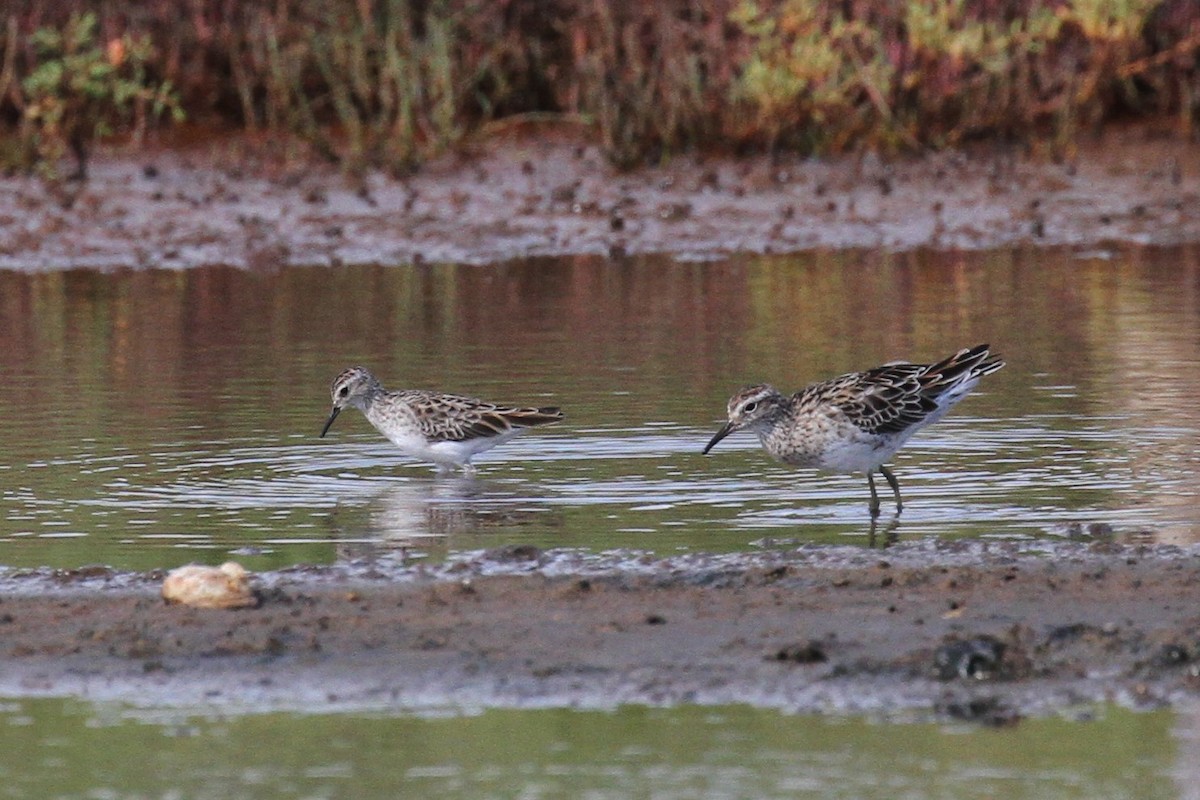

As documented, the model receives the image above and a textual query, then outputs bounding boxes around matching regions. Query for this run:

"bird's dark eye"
[744,401,758,412]
[338,386,349,397]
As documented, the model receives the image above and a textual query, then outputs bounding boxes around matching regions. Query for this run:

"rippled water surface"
[2,247,1200,570]
[0,699,1186,800]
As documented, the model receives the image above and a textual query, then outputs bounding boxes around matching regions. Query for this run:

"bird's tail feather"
[922,343,1005,400]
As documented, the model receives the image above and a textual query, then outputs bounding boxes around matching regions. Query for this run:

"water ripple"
[6,412,1200,569]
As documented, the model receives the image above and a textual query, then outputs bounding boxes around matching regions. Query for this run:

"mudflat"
[0,126,1197,270]
[2,540,1199,721]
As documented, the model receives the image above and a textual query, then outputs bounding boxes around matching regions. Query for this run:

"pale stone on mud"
[161,562,257,609]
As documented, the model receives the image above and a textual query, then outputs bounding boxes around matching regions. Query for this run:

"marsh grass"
[0,0,1196,173]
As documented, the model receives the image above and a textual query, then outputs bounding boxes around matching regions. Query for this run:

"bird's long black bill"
[320,406,341,438]
[702,421,736,454]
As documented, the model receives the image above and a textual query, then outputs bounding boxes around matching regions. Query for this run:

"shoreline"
[0,128,1197,271]
[4,540,1200,720]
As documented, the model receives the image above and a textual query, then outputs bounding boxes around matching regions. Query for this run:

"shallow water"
[2,247,1200,570]
[4,249,1200,797]
[0,698,1184,799]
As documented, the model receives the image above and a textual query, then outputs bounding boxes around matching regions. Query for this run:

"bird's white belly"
[813,432,906,473]
[380,426,521,467]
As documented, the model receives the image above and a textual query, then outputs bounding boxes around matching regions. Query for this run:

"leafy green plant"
[728,0,1175,154]
[307,1,464,174]
[730,0,899,152]
[19,12,183,179]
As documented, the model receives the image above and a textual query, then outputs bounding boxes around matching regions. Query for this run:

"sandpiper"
[320,366,564,475]
[702,344,1005,516]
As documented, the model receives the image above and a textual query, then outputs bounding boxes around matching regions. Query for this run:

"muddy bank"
[3,540,1200,720]
[1,127,1198,271]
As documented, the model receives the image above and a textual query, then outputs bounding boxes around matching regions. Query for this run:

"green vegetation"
[0,0,1196,174]
[4,11,182,178]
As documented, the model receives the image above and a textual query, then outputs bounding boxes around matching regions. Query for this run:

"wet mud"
[0,126,1197,270]
[3,541,1200,720]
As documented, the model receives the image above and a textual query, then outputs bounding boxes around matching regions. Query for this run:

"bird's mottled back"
[795,343,1004,436]
[398,389,564,443]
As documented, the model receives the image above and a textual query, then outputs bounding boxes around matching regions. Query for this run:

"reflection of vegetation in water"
[0,1,1196,170]
[0,699,1178,798]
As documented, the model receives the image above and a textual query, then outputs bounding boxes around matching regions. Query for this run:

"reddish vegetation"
[1,1,1198,169]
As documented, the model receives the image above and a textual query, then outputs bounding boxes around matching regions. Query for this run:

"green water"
[3,247,1200,571]
[0,699,1180,799]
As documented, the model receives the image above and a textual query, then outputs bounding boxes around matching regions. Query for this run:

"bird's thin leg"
[879,466,903,514]
[461,461,477,478]
[866,472,881,517]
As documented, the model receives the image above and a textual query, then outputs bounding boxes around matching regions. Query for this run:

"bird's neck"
[355,383,386,413]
